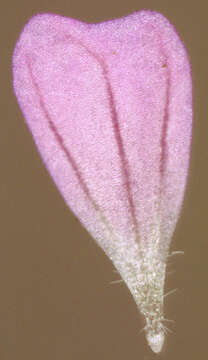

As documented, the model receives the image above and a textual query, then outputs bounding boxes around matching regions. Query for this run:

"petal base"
[146,331,165,353]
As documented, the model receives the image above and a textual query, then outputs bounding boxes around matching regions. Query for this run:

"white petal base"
[146,331,165,353]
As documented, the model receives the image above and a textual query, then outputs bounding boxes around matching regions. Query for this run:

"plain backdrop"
[1,1,207,359]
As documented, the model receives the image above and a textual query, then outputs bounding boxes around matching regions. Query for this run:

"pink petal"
[12,11,192,353]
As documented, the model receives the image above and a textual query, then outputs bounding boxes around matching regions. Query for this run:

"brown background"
[1,0,207,359]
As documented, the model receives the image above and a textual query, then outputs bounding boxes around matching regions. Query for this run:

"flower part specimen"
[12,11,192,353]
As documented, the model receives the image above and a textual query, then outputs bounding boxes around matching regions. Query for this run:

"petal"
[12,11,192,353]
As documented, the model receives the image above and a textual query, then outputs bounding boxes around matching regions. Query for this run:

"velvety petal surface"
[12,11,192,353]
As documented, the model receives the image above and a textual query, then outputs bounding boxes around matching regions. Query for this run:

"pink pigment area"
[12,11,192,251]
